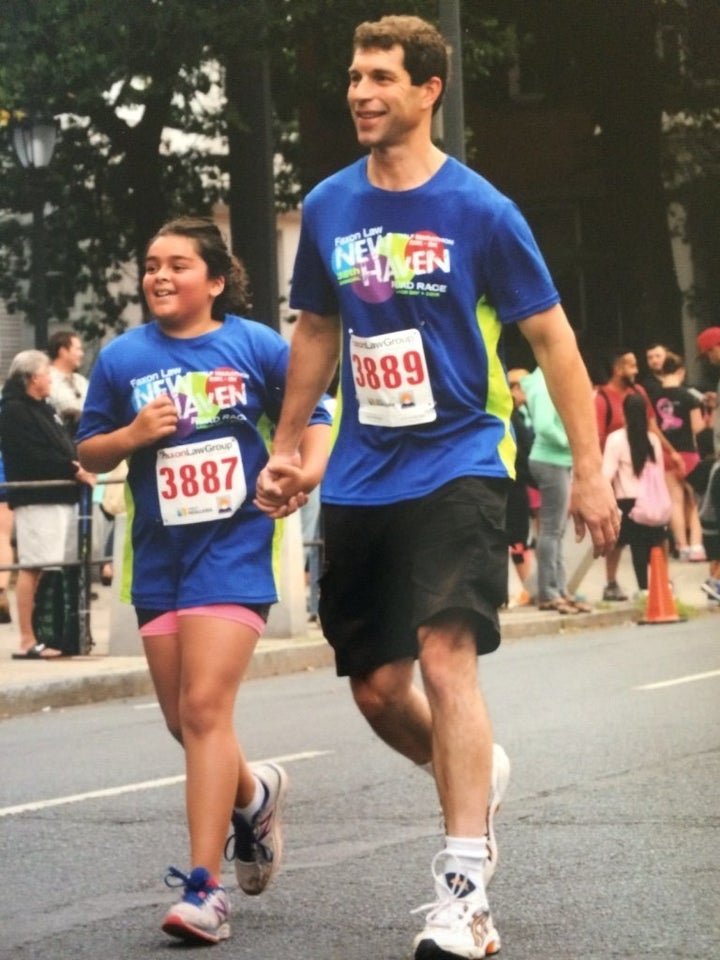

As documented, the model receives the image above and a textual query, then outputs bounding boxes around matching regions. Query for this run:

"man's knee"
[418,618,478,697]
[350,661,414,721]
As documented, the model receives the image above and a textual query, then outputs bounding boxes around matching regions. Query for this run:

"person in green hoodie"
[522,367,589,614]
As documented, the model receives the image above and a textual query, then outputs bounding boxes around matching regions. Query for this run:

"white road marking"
[634,669,720,691]
[0,750,331,818]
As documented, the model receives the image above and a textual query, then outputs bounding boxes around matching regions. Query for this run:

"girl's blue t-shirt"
[77,315,331,609]
[291,155,560,506]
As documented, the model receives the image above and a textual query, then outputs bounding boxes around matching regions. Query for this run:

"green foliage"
[2,0,717,344]
[0,0,508,339]
[0,0,238,338]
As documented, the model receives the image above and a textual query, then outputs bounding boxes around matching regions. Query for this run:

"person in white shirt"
[48,330,89,439]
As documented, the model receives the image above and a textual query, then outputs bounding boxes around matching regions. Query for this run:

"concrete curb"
[0,637,337,719]
[501,603,639,639]
[0,665,154,718]
[0,607,643,720]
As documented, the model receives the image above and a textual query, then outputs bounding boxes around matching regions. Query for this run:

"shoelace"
[165,866,193,889]
[224,804,274,864]
[410,852,483,929]
[164,866,215,902]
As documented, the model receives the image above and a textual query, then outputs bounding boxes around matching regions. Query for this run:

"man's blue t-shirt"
[77,316,331,609]
[291,156,560,506]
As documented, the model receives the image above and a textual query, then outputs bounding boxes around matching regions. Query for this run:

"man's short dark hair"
[48,330,78,361]
[353,15,448,114]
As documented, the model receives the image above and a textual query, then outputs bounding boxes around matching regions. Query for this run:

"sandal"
[564,596,592,613]
[538,598,579,615]
[11,642,64,660]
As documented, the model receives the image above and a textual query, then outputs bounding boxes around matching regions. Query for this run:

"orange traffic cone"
[639,545,685,625]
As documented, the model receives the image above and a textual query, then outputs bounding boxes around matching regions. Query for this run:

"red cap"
[696,327,720,354]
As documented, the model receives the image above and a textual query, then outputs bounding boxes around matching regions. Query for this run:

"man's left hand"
[570,472,621,558]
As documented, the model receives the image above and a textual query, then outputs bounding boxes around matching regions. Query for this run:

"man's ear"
[422,75,443,112]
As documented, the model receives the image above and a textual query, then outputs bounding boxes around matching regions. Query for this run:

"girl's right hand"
[131,394,179,446]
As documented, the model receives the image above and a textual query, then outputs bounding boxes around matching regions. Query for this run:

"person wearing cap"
[696,327,720,455]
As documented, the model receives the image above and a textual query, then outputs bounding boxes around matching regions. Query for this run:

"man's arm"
[518,304,620,557]
[255,310,340,514]
[272,311,340,455]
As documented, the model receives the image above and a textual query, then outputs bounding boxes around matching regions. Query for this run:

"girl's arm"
[78,395,179,473]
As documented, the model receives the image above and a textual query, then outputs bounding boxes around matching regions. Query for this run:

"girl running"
[77,216,331,944]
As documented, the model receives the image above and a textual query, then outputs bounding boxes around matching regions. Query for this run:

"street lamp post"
[12,118,57,350]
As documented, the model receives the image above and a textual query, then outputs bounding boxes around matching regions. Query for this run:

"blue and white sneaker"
[161,866,230,944]
[225,761,288,895]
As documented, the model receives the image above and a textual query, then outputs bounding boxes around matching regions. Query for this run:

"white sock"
[444,835,489,905]
[235,775,265,821]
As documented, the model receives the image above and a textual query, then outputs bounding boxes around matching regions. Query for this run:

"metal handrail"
[0,477,125,654]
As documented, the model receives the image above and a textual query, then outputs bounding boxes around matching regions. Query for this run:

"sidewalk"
[1,549,716,719]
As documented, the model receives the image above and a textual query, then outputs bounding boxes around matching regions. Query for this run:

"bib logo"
[131,366,247,438]
[332,229,451,303]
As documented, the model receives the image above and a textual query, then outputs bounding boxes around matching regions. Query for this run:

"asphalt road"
[1,618,718,960]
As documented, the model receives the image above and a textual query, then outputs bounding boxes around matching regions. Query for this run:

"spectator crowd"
[506,331,720,610]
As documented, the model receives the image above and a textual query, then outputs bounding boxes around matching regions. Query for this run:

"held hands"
[255,452,310,519]
[570,471,621,558]
[130,394,179,447]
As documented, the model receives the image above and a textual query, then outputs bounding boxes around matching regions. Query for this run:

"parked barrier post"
[77,482,94,654]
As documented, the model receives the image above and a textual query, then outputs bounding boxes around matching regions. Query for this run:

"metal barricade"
[0,477,121,655]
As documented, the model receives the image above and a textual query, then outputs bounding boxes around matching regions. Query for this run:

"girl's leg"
[683,483,703,549]
[143,632,183,743]
[627,524,652,592]
[665,470,688,553]
[177,615,258,878]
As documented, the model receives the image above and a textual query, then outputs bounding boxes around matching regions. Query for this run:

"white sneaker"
[485,743,510,887]
[224,761,288,895]
[412,852,501,959]
[162,866,230,944]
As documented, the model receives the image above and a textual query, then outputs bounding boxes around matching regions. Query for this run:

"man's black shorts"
[318,476,509,677]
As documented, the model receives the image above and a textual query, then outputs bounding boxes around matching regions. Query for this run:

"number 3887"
[158,456,239,500]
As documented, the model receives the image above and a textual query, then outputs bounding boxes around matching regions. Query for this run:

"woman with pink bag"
[602,392,670,596]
